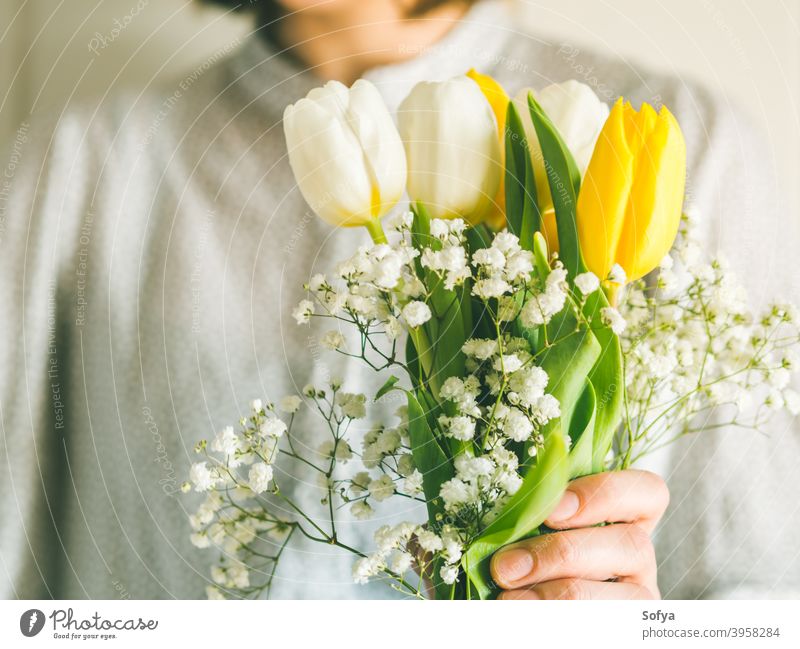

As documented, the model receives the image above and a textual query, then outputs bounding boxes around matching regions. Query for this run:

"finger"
[498,578,657,600]
[544,469,669,533]
[490,523,657,591]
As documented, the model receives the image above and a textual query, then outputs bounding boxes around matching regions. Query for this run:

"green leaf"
[526,92,583,278]
[504,100,528,238]
[460,228,484,342]
[582,291,624,471]
[504,101,541,250]
[407,325,433,388]
[416,386,445,440]
[461,306,599,598]
[374,375,400,402]
[459,280,475,341]
[428,281,466,392]
[405,329,421,389]
[525,309,601,463]
[465,223,492,253]
[519,141,541,251]
[462,432,569,599]
[588,340,623,472]
[411,202,434,258]
[567,381,597,479]
[406,390,454,522]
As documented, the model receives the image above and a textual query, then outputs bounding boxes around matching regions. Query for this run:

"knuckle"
[624,524,656,566]
[556,578,588,600]
[570,471,611,502]
[585,471,615,496]
[551,532,580,567]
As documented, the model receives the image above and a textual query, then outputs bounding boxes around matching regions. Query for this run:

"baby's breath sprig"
[613,218,800,468]
[188,213,800,599]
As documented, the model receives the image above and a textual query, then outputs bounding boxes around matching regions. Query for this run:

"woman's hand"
[490,469,669,600]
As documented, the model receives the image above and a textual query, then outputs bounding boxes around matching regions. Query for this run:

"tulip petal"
[399,77,502,223]
[283,79,406,228]
[615,105,686,281]
[466,68,508,139]
[467,69,510,229]
[577,98,636,281]
[284,96,373,226]
[347,79,407,217]
[306,80,351,125]
[537,80,610,173]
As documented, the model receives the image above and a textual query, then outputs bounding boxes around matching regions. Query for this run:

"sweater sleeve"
[0,112,94,598]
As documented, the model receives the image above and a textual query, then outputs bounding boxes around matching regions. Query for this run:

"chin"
[278,0,350,11]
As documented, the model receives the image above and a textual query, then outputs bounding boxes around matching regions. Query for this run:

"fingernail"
[548,489,580,522]
[493,548,533,584]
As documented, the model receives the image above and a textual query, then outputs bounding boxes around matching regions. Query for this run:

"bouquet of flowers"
[185,70,800,599]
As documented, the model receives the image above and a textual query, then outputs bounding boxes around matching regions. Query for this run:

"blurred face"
[275,0,424,12]
[276,0,368,10]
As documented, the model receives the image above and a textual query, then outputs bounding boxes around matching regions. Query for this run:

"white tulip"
[516,80,609,175]
[398,77,502,223]
[513,81,609,250]
[283,79,407,233]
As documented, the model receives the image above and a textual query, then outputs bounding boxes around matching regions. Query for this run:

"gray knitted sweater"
[2,0,798,599]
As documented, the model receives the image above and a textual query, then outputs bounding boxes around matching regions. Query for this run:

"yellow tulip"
[466,69,508,230]
[577,98,686,285]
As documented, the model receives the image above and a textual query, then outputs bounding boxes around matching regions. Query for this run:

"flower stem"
[605,282,621,307]
[408,326,435,390]
[364,219,388,244]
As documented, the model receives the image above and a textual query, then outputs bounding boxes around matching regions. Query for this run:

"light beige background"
[1,0,798,214]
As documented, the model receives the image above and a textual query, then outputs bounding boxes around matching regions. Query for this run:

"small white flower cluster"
[429,334,561,536]
[471,231,534,300]
[519,264,569,327]
[601,306,627,335]
[185,398,301,599]
[201,208,800,599]
[315,383,445,595]
[297,220,426,339]
[293,220,577,369]
[335,391,367,419]
[352,522,465,587]
[420,218,471,290]
[352,522,416,585]
[286,223,577,592]
[574,271,601,296]
[343,405,424,521]
[615,217,800,466]
[346,336,562,590]
[187,379,433,598]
